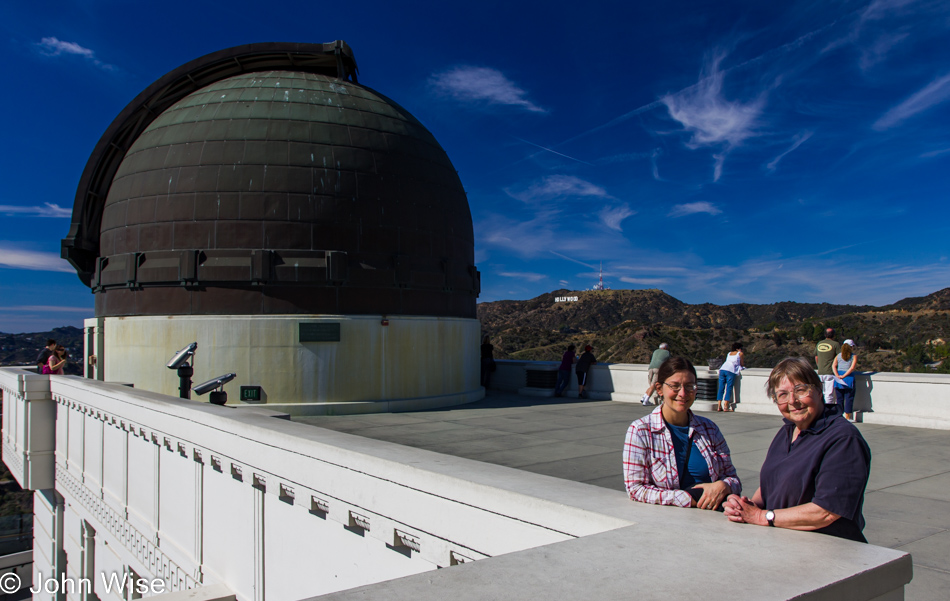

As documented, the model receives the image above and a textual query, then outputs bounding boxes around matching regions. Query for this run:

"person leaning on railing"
[723,357,871,542]
[623,356,741,510]
[47,345,67,375]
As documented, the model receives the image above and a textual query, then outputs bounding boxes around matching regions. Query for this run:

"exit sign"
[299,322,341,342]
[240,386,263,402]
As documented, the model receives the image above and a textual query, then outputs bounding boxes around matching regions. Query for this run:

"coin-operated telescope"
[166,342,198,399]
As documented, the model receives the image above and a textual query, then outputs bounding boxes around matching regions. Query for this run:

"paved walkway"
[294,393,950,601]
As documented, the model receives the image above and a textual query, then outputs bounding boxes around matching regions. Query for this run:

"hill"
[477,288,950,373]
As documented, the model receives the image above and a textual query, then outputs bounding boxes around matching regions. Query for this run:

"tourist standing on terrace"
[641,343,670,406]
[717,342,744,412]
[575,345,597,399]
[623,357,741,510]
[36,338,56,374]
[480,336,495,390]
[554,344,576,397]
[833,340,859,421]
[815,328,840,412]
[723,357,871,542]
[47,345,67,375]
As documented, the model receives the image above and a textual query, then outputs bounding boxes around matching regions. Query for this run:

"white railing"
[0,369,55,490]
[1,367,913,601]
[490,360,950,429]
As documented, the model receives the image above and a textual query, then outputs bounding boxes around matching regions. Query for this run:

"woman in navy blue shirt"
[723,357,871,542]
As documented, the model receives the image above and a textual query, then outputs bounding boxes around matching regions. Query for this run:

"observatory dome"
[65,43,482,409]
[65,43,478,319]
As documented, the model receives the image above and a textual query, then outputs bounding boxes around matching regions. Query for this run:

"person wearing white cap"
[832,340,859,421]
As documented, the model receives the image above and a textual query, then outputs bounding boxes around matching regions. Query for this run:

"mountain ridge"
[477,288,950,372]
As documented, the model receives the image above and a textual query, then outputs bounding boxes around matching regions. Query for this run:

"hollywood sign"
[555,296,579,303]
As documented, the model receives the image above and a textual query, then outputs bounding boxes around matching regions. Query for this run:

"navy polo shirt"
[760,406,871,543]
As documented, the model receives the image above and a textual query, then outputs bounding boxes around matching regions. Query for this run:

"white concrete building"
[0,366,916,600]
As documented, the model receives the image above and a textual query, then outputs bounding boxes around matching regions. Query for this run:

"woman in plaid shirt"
[623,357,741,509]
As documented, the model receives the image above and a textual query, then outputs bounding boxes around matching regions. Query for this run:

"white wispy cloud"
[36,37,115,71]
[0,245,74,272]
[874,73,950,130]
[498,271,547,282]
[0,203,72,218]
[661,51,766,149]
[505,175,613,203]
[0,305,91,313]
[859,31,910,71]
[674,256,950,306]
[598,204,636,232]
[820,0,917,72]
[766,131,814,172]
[619,276,669,286]
[712,152,726,182]
[558,279,570,287]
[479,208,633,260]
[650,148,663,181]
[920,147,950,158]
[429,66,546,113]
[668,201,722,217]
[861,0,919,21]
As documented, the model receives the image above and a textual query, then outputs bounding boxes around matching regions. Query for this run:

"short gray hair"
[766,357,822,402]
[659,343,669,349]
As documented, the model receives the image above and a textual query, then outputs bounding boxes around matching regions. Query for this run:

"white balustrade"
[1,367,914,601]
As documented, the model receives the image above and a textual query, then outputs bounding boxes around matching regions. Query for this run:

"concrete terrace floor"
[293,392,950,601]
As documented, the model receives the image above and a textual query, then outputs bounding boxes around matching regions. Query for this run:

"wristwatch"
[766,510,776,527]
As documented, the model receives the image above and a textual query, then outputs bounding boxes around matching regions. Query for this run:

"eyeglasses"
[773,385,814,406]
[663,382,697,394]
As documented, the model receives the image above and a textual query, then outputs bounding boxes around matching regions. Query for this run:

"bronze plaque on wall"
[299,322,341,342]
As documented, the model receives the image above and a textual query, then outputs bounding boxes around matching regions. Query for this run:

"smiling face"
[773,376,823,431]
[659,370,697,425]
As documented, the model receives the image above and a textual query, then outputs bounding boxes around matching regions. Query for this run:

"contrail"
[550,251,598,270]
[555,100,664,147]
[512,137,593,165]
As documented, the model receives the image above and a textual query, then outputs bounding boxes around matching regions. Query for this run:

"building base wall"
[92,315,482,406]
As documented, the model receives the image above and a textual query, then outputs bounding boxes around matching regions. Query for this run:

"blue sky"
[2,0,950,333]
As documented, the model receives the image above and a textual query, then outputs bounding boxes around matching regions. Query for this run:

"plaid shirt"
[623,406,741,507]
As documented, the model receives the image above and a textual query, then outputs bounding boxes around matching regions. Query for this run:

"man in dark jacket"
[576,345,597,399]
[36,338,57,373]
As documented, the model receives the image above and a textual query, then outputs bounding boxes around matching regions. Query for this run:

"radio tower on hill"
[592,262,608,291]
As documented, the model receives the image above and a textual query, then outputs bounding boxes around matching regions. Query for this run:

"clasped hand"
[690,481,730,510]
[723,494,763,524]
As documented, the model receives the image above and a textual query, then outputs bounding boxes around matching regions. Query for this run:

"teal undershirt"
[666,422,712,489]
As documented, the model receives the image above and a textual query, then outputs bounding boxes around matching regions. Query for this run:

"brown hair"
[656,356,697,385]
[766,357,821,402]
[841,343,852,361]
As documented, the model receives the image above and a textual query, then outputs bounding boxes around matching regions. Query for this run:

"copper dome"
[63,42,479,318]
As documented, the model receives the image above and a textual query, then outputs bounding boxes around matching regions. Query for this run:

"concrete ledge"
[491,360,950,430]
[307,520,911,601]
